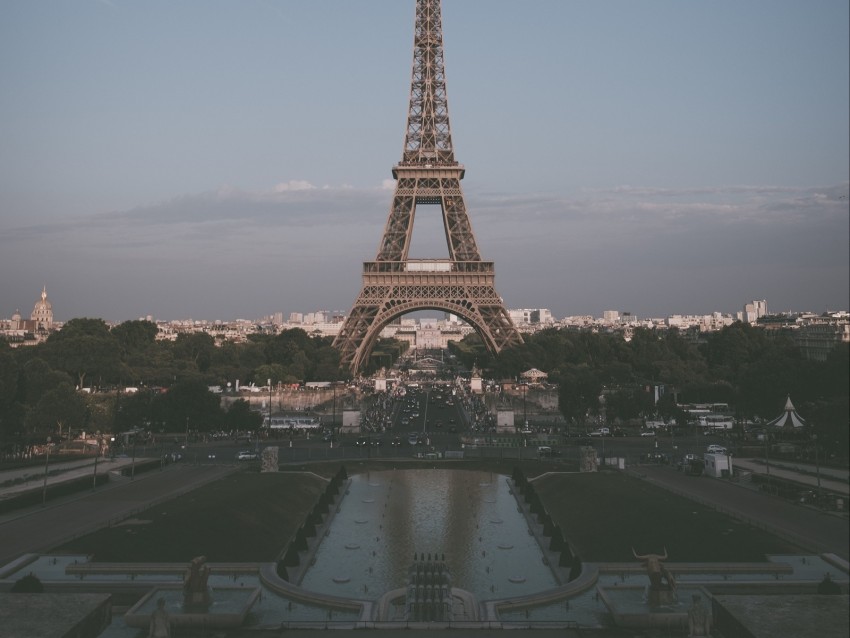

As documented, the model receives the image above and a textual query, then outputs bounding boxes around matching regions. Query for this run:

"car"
[643,452,668,464]
[235,450,258,461]
[355,438,368,447]
[390,437,402,447]
[640,430,656,437]
[407,433,419,445]
[537,446,561,458]
[706,445,727,455]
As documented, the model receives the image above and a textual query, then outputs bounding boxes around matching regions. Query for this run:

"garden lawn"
[534,470,800,562]
[53,460,798,564]
[53,470,328,562]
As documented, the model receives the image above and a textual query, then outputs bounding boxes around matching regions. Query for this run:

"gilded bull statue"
[633,547,677,592]
[183,555,212,609]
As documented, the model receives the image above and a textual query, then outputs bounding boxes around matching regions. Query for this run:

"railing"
[363,261,494,274]
[276,620,582,631]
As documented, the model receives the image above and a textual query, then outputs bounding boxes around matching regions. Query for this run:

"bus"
[263,417,321,432]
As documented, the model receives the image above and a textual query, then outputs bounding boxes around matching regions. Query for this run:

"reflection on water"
[299,469,559,600]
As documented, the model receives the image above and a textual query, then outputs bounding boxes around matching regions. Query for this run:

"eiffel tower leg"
[333,275,523,374]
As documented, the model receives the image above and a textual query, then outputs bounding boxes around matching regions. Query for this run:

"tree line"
[450,323,848,453]
[0,319,350,453]
[1,318,846,458]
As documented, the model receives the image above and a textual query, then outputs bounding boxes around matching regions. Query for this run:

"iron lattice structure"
[333,0,523,373]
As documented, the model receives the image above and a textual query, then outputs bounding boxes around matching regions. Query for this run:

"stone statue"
[687,594,712,637]
[148,597,171,638]
[183,555,211,609]
[261,446,279,473]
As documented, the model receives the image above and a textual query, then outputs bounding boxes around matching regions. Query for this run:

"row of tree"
[0,319,343,453]
[1,318,846,458]
[450,323,848,453]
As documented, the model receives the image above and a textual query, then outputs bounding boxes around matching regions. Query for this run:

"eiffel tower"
[333,0,523,373]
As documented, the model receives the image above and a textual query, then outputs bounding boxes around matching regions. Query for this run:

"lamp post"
[670,419,676,466]
[92,432,101,490]
[41,436,52,506]
[332,383,337,431]
[131,433,137,480]
[813,431,821,504]
[265,378,271,453]
[764,431,771,493]
[522,383,528,430]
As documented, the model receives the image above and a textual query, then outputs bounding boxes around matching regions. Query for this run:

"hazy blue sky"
[2,0,848,322]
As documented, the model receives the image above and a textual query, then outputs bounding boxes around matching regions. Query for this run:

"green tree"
[225,399,263,431]
[152,379,223,433]
[111,320,158,353]
[43,318,120,389]
[0,346,19,412]
[26,382,87,442]
[114,390,157,432]
[253,364,287,386]
[173,332,217,374]
[558,365,601,428]
[21,358,74,406]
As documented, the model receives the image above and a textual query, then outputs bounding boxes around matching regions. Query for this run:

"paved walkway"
[629,464,849,561]
[734,457,849,496]
[0,457,139,500]
[0,463,235,566]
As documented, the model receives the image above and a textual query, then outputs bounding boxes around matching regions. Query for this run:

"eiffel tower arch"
[333,0,523,374]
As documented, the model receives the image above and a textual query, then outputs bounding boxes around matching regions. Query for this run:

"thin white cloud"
[273,180,316,192]
[2,180,846,321]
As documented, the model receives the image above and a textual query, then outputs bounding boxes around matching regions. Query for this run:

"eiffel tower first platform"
[333,0,523,374]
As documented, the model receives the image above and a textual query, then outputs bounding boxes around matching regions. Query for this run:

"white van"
[706,444,727,455]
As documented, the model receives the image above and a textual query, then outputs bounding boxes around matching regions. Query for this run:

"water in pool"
[299,468,559,600]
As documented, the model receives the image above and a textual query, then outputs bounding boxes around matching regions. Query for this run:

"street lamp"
[764,430,771,493]
[41,436,52,506]
[813,431,821,504]
[332,383,337,433]
[92,431,101,490]
[522,383,528,430]
[131,432,137,480]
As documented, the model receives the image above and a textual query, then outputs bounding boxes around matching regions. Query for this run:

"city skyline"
[4,285,847,327]
[2,1,848,322]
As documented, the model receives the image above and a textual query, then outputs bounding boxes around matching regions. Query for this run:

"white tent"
[520,368,548,382]
[765,396,807,430]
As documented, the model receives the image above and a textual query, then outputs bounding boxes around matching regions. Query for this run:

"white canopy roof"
[766,396,807,429]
